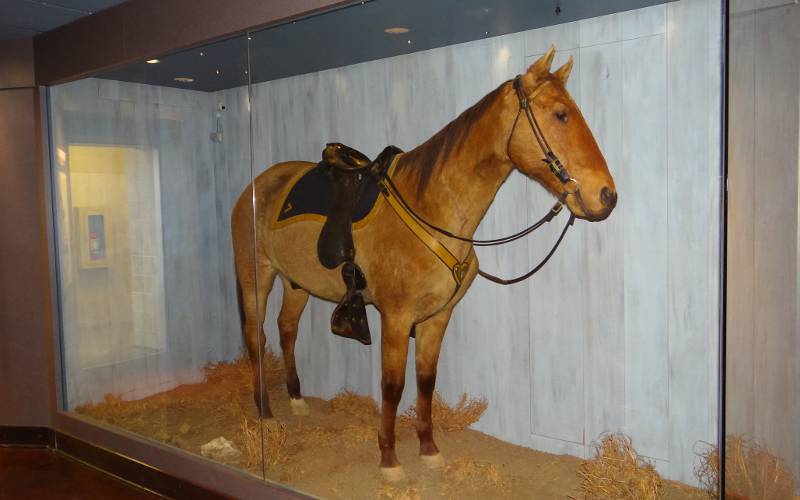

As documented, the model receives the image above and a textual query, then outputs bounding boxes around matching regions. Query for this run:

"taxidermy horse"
[231,46,617,481]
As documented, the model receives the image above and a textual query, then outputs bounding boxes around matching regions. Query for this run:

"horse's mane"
[397,81,508,196]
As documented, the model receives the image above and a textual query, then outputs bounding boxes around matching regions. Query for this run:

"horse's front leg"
[378,313,413,482]
[413,307,452,468]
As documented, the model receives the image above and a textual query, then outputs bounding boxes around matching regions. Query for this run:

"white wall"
[727,0,800,481]
[215,0,722,485]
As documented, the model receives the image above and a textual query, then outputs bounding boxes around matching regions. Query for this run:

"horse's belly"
[265,222,349,302]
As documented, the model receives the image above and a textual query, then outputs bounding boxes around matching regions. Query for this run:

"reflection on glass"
[51,34,266,478]
[726,0,800,498]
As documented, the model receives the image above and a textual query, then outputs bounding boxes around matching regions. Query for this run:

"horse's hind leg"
[413,307,453,468]
[238,267,277,419]
[277,278,310,416]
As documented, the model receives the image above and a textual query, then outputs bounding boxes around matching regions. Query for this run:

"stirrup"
[331,291,371,345]
[330,262,371,345]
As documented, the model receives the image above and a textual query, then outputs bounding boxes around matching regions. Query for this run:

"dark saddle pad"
[276,165,380,225]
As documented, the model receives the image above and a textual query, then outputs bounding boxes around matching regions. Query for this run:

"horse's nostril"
[600,187,617,209]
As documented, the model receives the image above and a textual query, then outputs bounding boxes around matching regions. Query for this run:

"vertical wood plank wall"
[727,0,800,480]
[215,0,722,484]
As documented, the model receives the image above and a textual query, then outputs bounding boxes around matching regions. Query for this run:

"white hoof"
[380,466,406,482]
[420,453,445,468]
[290,398,310,416]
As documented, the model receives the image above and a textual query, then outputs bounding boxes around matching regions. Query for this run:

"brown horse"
[231,46,617,481]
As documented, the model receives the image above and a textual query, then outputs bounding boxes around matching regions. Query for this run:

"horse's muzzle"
[600,186,617,210]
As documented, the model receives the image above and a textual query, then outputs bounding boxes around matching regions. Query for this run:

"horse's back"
[231,161,315,272]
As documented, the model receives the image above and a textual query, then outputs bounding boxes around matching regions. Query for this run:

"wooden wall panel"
[665,0,721,481]
[621,32,670,462]
[726,0,757,440]
[577,38,626,459]
[726,0,800,482]
[742,0,800,477]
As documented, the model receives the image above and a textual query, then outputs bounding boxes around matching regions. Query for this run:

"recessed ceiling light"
[200,52,205,56]
[407,39,412,44]
[146,59,160,64]
[174,77,194,83]
[384,27,409,35]
[215,69,221,75]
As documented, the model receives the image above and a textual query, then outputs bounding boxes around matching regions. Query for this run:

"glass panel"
[50,34,267,477]
[48,0,727,497]
[242,0,723,497]
[726,0,800,498]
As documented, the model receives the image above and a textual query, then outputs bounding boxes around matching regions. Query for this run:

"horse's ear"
[528,45,556,76]
[553,56,574,83]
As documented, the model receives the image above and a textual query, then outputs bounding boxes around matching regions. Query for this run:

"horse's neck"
[395,90,515,243]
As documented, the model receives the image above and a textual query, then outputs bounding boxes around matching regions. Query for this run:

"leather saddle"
[316,143,402,345]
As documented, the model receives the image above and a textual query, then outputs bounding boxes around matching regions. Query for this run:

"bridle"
[380,74,586,286]
[509,75,592,220]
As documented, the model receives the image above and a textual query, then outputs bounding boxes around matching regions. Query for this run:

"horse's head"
[507,46,617,221]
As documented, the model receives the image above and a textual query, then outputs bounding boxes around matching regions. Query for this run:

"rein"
[380,75,583,286]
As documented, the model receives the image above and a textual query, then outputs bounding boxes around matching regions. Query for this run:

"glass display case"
[46,0,781,497]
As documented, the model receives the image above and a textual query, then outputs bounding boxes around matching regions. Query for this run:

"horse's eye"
[555,110,568,123]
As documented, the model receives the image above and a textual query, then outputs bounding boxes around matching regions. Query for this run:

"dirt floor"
[76,354,706,499]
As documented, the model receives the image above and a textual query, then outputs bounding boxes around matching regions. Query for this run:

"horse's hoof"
[420,453,445,468]
[290,398,310,416]
[380,466,405,482]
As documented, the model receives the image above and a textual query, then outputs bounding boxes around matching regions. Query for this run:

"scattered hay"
[444,457,505,488]
[240,416,289,469]
[294,422,376,448]
[400,392,488,432]
[578,433,664,500]
[330,390,379,421]
[377,484,422,500]
[695,436,796,500]
[203,349,284,386]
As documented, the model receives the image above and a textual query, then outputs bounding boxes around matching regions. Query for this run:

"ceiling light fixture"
[384,27,409,35]
[174,77,194,83]
[146,59,160,64]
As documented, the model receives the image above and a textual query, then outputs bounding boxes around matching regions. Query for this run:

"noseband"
[380,75,586,287]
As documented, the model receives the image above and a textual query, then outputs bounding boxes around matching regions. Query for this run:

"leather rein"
[380,75,585,286]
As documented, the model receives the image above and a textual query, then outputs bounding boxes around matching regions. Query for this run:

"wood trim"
[53,412,309,499]
[0,426,53,447]
[54,431,232,500]
[34,0,361,86]
[1,424,309,499]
